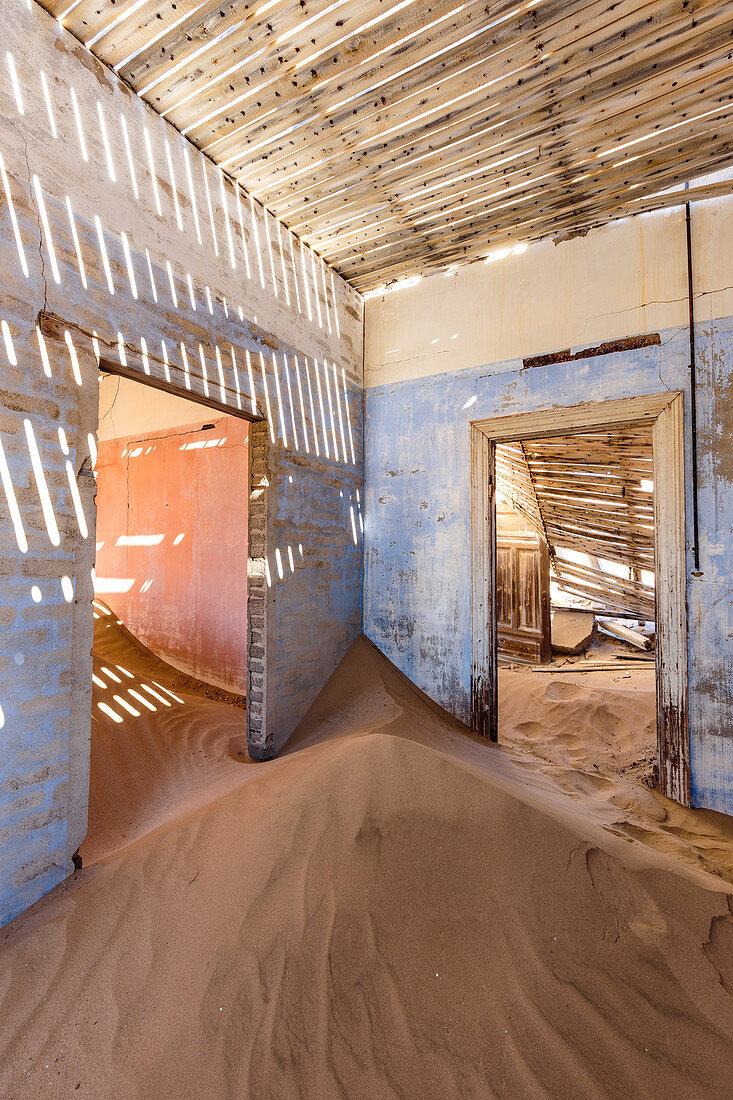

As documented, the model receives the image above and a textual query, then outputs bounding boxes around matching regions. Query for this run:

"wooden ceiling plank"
[245,0,709,200]
[341,128,733,284]
[529,487,655,507]
[528,447,654,461]
[219,0,727,197]
[555,573,655,608]
[118,0,305,89]
[540,500,656,529]
[310,58,733,258]
[548,535,655,566]
[292,92,733,269]
[542,510,655,537]
[345,155,733,287]
[144,0,438,122]
[162,0,497,143]
[303,86,733,265]
[192,0,611,163]
[190,0,565,153]
[54,0,130,33]
[35,0,733,288]
[553,576,655,618]
[100,1,214,71]
[556,561,656,596]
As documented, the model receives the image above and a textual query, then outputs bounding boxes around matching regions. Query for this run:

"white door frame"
[470,392,690,806]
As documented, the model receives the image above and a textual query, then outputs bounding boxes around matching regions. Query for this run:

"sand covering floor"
[82,602,249,864]
[1,625,733,1098]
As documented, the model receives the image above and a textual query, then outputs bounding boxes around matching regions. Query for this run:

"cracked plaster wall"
[364,201,733,814]
[0,2,363,927]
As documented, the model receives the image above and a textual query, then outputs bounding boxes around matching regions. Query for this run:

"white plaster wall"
[693,193,733,324]
[365,199,733,386]
[1,5,362,378]
[98,376,218,441]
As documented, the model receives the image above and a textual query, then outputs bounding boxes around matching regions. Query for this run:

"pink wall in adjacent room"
[94,416,249,694]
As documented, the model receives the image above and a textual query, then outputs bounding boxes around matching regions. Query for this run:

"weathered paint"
[364,211,691,387]
[364,211,733,813]
[95,416,249,694]
[0,3,363,927]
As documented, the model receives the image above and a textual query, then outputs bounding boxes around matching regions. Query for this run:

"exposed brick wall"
[246,420,273,760]
[0,2,363,926]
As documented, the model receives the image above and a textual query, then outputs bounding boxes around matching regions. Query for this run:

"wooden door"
[496,512,551,664]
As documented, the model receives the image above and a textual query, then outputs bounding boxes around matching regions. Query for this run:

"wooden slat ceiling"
[497,427,656,619]
[43,0,733,291]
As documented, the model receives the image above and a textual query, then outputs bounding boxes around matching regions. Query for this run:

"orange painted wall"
[94,416,248,694]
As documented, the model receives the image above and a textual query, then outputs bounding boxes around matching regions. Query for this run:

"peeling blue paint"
[364,320,733,815]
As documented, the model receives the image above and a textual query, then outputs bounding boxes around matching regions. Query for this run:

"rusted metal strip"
[523,333,661,371]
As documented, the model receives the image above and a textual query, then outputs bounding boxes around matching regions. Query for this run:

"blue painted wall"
[364,318,733,814]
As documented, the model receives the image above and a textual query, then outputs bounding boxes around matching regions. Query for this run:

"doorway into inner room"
[495,425,657,788]
[94,372,249,695]
[82,365,255,864]
[470,394,689,806]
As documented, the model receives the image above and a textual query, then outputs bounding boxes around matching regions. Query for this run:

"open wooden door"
[496,506,551,664]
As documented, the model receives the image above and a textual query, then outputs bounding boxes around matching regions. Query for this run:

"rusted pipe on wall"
[685,198,701,576]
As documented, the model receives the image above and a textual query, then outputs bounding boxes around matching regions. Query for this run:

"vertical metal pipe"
[685,200,701,574]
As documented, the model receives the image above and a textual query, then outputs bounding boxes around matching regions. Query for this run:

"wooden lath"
[495,442,548,549]
[42,0,733,290]
[496,427,656,620]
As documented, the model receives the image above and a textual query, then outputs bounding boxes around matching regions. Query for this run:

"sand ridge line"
[1,635,732,1097]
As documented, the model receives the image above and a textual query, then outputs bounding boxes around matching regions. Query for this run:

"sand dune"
[500,665,733,884]
[85,603,249,863]
[1,632,732,1098]
[500,663,658,776]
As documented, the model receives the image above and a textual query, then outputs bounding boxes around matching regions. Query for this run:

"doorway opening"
[94,373,249,694]
[83,366,256,863]
[470,394,689,805]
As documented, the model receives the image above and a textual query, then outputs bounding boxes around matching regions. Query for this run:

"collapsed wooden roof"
[42,0,733,291]
[496,427,655,619]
